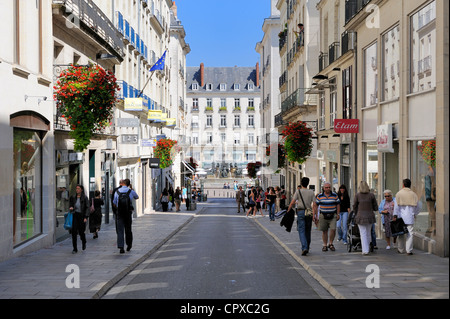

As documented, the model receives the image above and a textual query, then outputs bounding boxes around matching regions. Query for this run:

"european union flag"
[150,51,166,72]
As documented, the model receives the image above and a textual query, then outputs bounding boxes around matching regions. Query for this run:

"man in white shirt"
[393,179,421,255]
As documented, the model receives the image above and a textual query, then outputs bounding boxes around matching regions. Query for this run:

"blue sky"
[174,0,271,68]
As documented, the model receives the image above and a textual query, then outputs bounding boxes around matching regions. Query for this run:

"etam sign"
[334,119,360,134]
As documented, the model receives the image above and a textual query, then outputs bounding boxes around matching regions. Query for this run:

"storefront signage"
[121,134,139,144]
[334,119,359,134]
[377,123,394,153]
[117,118,140,127]
[148,110,162,122]
[142,138,156,147]
[124,98,144,111]
[149,158,160,169]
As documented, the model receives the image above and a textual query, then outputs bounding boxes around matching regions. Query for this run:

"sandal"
[328,244,335,251]
[322,246,328,252]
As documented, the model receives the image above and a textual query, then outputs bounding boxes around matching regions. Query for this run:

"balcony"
[319,52,329,72]
[274,113,284,127]
[329,42,340,65]
[345,0,373,25]
[279,71,287,89]
[341,31,357,56]
[53,0,124,61]
[281,89,306,113]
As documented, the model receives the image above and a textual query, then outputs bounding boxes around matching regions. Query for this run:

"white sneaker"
[386,246,391,250]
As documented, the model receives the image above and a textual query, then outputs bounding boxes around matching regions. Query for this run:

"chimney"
[172,1,177,18]
[200,63,205,87]
[256,62,260,87]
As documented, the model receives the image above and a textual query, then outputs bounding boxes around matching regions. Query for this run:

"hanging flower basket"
[281,121,313,164]
[266,143,286,169]
[246,162,261,179]
[418,140,436,168]
[54,64,119,152]
[153,138,179,169]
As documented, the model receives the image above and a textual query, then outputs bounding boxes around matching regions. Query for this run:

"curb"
[253,218,346,300]
[92,207,204,299]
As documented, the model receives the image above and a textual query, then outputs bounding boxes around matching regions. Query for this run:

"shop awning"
[181,160,195,174]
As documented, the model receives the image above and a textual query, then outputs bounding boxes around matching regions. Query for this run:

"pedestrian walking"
[255,188,264,217]
[89,190,104,239]
[337,185,351,244]
[69,184,89,254]
[160,188,169,212]
[379,189,396,250]
[236,186,246,213]
[275,186,281,214]
[174,187,182,212]
[353,181,378,255]
[266,187,277,221]
[313,182,340,252]
[280,185,286,209]
[113,179,139,254]
[246,188,257,217]
[287,177,315,255]
[394,179,421,255]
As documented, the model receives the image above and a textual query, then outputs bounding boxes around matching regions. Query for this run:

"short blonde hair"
[358,181,370,194]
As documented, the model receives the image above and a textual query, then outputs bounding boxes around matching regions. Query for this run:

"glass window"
[343,66,352,119]
[13,128,42,246]
[410,140,436,238]
[410,1,436,93]
[364,42,378,108]
[382,25,400,101]
[364,143,379,198]
[329,77,337,127]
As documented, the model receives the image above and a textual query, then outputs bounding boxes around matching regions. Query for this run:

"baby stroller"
[346,211,361,252]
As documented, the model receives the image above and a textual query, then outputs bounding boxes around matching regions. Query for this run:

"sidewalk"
[253,216,449,299]
[0,205,202,299]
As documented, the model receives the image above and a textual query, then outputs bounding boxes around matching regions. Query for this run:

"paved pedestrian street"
[0,199,447,302]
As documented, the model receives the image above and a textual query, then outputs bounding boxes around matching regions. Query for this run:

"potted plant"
[54,64,119,152]
[281,121,313,164]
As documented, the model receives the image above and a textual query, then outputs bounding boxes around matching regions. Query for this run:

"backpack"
[117,189,132,216]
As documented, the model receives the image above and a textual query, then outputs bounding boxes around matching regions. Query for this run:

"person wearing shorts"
[313,182,340,252]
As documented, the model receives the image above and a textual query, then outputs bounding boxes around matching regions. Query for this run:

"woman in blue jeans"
[266,187,277,221]
[337,185,351,244]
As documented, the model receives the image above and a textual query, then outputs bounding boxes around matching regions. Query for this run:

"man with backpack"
[113,179,139,254]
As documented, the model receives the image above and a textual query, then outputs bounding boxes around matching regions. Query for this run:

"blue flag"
[150,51,166,72]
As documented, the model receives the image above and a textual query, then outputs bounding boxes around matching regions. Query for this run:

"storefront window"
[410,140,436,238]
[365,143,379,198]
[13,128,42,246]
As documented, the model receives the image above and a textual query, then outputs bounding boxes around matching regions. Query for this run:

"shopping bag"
[390,217,409,237]
[64,211,73,230]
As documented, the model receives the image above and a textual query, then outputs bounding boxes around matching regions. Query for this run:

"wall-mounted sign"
[149,158,160,169]
[334,119,359,134]
[377,123,394,153]
[124,98,144,111]
[117,118,140,127]
[141,138,156,147]
[121,134,139,144]
[148,110,162,122]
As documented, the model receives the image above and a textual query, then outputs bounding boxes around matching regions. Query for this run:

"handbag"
[90,198,95,213]
[63,211,73,230]
[298,189,313,217]
[391,217,409,237]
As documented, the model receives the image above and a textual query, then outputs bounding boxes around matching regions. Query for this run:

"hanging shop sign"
[124,98,144,111]
[334,119,359,134]
[149,158,161,169]
[148,110,162,122]
[377,123,394,153]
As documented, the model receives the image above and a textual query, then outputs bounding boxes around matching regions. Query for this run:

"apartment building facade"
[343,0,448,256]
[255,0,283,190]
[0,0,55,261]
[185,65,261,179]
[275,0,321,199]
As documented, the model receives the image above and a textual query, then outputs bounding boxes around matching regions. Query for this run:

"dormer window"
[220,83,227,91]
[248,83,254,91]
[192,83,199,90]
[234,83,240,91]
[206,83,213,91]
